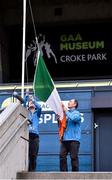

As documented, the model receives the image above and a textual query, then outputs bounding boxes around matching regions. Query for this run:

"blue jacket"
[24,95,41,135]
[63,108,81,142]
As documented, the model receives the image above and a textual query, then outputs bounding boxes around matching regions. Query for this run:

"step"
[16,172,112,179]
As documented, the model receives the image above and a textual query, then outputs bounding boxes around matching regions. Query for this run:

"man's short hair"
[74,99,78,108]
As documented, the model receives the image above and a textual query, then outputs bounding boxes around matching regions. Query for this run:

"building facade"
[0,0,112,171]
[0,83,112,171]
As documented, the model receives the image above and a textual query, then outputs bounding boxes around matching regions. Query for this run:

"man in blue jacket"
[60,99,81,171]
[24,93,41,171]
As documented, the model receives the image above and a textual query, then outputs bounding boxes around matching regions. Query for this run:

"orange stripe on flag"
[58,112,66,143]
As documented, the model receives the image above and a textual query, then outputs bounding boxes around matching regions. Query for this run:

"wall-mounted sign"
[8,23,112,82]
[25,23,112,80]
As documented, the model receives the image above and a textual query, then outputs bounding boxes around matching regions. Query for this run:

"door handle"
[94,123,99,129]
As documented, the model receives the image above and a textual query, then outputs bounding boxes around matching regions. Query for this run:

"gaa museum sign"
[59,33,105,62]
[26,24,112,80]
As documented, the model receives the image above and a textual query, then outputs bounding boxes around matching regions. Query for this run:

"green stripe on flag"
[33,53,54,101]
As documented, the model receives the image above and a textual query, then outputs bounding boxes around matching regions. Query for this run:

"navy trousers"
[29,133,39,171]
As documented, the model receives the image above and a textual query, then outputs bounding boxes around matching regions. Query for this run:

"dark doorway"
[94,109,112,171]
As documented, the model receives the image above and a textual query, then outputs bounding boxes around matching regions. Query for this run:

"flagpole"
[21,0,26,98]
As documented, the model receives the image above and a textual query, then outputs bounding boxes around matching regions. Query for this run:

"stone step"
[16,172,112,179]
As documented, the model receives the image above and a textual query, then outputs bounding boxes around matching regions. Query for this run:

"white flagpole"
[21,0,26,98]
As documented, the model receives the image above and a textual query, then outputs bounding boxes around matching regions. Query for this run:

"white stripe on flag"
[46,88,63,120]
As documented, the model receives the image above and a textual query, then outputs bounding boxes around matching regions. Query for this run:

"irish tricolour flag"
[33,51,64,120]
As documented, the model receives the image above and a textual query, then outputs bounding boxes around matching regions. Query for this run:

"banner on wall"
[25,23,112,80]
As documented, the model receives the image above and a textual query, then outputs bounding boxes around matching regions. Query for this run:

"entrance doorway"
[94,109,112,171]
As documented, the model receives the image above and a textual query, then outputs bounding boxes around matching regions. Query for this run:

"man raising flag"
[33,51,66,141]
